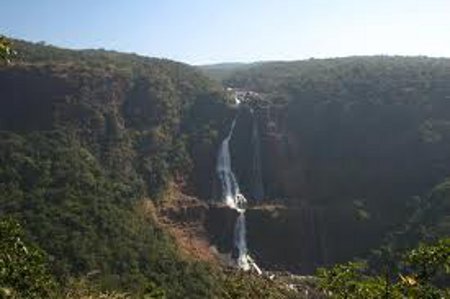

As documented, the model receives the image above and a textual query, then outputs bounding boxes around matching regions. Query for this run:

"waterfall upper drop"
[216,118,247,211]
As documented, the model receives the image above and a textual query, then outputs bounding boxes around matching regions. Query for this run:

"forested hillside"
[2,38,450,297]
[0,40,298,298]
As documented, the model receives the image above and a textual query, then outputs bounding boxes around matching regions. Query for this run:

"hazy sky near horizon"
[1,0,449,64]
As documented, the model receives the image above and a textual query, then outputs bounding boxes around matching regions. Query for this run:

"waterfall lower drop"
[216,100,260,273]
[234,212,249,270]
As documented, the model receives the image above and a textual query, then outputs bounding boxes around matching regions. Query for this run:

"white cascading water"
[234,212,249,270]
[216,94,256,272]
[216,118,246,211]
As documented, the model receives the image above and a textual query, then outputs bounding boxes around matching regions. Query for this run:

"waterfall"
[216,115,250,270]
[216,94,257,271]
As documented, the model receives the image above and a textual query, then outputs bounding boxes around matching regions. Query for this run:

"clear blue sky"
[1,0,449,64]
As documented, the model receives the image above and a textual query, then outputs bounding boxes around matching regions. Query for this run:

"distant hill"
[199,62,255,82]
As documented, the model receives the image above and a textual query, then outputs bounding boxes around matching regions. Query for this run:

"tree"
[317,238,450,298]
[0,217,57,298]
[0,36,12,63]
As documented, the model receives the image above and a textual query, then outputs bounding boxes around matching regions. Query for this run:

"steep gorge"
[200,57,450,274]
[3,41,450,294]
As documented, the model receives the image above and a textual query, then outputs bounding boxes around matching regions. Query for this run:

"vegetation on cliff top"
[0,39,289,298]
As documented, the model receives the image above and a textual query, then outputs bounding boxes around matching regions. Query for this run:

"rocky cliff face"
[168,197,386,274]
[202,89,418,274]
[246,205,387,274]
[199,99,381,274]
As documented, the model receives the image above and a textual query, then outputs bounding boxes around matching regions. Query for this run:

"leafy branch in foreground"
[317,238,450,298]
[0,36,13,63]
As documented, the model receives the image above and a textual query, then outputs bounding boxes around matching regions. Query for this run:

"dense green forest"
[2,37,450,297]
[0,39,297,298]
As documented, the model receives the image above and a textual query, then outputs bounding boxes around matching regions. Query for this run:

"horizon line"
[7,34,450,66]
